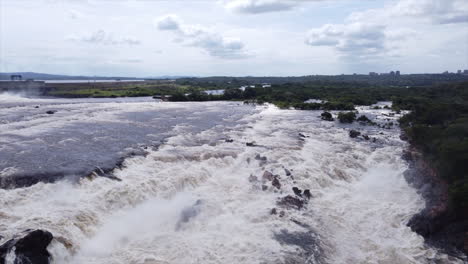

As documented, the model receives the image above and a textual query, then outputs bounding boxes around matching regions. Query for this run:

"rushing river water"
[0,93,462,263]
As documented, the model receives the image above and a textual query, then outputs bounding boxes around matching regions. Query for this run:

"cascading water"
[0,94,463,263]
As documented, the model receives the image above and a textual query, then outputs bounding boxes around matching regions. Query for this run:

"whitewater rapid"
[0,94,461,263]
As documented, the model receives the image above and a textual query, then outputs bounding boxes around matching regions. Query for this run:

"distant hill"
[0,72,140,81]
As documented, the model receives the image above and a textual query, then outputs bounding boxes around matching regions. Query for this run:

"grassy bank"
[44,81,194,98]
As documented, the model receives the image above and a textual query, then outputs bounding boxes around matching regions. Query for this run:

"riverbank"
[403,147,468,258]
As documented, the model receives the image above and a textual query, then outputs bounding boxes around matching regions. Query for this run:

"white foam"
[0,102,459,263]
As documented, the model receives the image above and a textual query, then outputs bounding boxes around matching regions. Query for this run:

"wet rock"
[362,135,370,140]
[298,133,308,138]
[279,211,285,217]
[225,139,234,143]
[262,185,268,191]
[34,106,39,109]
[0,229,53,264]
[272,177,281,189]
[321,112,334,121]
[176,200,202,230]
[400,133,409,141]
[277,195,304,210]
[349,130,361,138]
[303,189,312,199]
[292,187,302,197]
[284,168,291,177]
[246,142,257,147]
[255,154,267,166]
[45,110,56,115]
[248,174,258,183]
[270,208,277,215]
[262,171,274,181]
[274,229,324,264]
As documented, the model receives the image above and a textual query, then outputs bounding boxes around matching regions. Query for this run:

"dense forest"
[175,73,468,87]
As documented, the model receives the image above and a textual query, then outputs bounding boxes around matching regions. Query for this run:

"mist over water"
[0,94,461,263]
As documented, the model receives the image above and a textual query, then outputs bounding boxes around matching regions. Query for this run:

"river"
[0,94,461,263]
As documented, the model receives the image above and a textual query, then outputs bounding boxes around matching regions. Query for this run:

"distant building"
[369,72,378,76]
[464,70,468,75]
[396,71,400,76]
[457,70,462,74]
[390,71,395,76]
[10,75,22,81]
[443,71,449,74]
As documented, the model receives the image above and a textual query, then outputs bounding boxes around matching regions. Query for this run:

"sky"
[0,0,467,77]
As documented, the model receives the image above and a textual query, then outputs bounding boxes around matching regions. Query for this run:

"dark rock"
[0,230,53,264]
[45,110,56,115]
[292,187,302,196]
[284,168,291,177]
[298,133,307,138]
[246,142,257,147]
[225,139,234,143]
[363,135,370,140]
[262,185,268,191]
[303,189,311,199]
[262,171,274,181]
[273,229,324,264]
[270,208,277,215]
[277,195,304,210]
[349,130,361,138]
[272,177,281,189]
[34,106,39,109]
[321,112,334,121]
[279,211,285,217]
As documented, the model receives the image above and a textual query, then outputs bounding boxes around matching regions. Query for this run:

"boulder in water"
[292,187,302,196]
[45,110,56,115]
[284,168,292,177]
[246,142,257,147]
[303,189,311,199]
[262,171,274,181]
[277,195,304,210]
[0,229,53,264]
[349,130,361,138]
[321,112,334,121]
[272,177,281,189]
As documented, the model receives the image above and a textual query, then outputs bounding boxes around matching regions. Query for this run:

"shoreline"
[402,144,468,259]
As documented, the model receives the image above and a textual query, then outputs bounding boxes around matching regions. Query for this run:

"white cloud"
[155,15,249,59]
[306,0,467,61]
[391,0,468,24]
[306,22,392,59]
[225,0,298,14]
[67,30,141,45]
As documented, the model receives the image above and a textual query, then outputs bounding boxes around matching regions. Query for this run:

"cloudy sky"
[0,0,467,77]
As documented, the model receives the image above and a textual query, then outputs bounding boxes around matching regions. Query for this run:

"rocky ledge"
[0,229,53,264]
[403,148,468,259]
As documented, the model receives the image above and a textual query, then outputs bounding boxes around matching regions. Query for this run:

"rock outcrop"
[0,230,53,264]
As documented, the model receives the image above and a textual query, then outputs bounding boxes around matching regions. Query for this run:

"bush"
[357,115,371,122]
[338,112,357,123]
